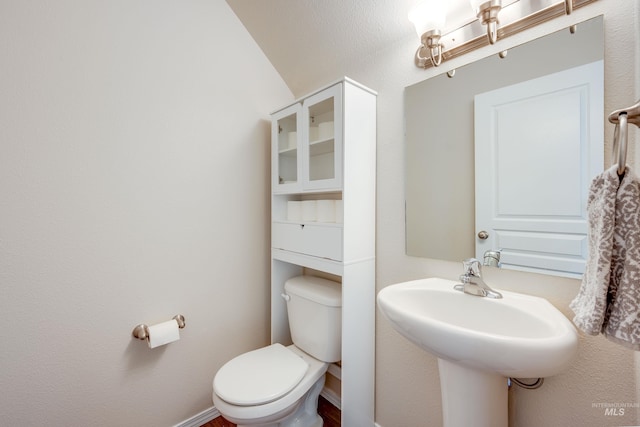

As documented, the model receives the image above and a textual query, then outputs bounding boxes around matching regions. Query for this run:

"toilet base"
[233,375,325,427]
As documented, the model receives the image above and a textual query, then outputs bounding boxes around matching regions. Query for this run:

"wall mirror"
[405,16,604,278]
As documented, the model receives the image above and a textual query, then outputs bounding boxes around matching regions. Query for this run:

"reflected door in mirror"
[474,61,604,278]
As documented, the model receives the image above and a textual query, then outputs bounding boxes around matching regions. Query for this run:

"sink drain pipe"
[508,377,544,389]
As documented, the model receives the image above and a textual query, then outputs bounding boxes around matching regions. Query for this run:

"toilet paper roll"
[302,200,317,221]
[147,319,180,349]
[335,200,343,223]
[316,200,336,223]
[287,201,302,222]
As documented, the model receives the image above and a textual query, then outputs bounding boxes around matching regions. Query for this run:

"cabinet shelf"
[279,147,297,157]
[272,248,343,276]
[309,138,335,156]
[278,139,334,158]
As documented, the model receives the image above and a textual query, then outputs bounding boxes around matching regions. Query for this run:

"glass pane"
[308,97,335,182]
[277,113,297,185]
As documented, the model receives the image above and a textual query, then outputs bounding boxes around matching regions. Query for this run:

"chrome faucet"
[454,258,503,299]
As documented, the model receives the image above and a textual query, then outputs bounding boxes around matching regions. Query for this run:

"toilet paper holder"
[131,314,186,341]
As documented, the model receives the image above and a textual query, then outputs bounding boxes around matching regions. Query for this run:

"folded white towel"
[570,165,619,334]
[602,166,640,349]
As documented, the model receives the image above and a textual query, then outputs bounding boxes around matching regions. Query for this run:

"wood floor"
[200,395,340,427]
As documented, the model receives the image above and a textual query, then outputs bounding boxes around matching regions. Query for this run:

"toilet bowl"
[212,344,327,427]
[212,275,342,427]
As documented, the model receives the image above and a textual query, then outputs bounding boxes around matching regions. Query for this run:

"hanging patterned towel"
[602,166,640,349]
[570,165,619,335]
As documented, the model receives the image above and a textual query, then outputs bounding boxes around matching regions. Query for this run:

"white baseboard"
[173,406,219,427]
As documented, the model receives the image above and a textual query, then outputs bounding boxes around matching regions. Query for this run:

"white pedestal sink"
[377,278,578,427]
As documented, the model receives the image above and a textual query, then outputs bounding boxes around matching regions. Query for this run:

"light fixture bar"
[416,0,598,69]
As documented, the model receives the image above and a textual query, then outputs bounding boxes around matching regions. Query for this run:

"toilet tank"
[284,275,342,363]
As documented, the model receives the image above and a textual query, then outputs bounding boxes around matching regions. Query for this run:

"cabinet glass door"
[303,84,342,190]
[273,103,302,193]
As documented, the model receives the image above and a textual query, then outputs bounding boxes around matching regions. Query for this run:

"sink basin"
[377,277,577,378]
[377,277,579,427]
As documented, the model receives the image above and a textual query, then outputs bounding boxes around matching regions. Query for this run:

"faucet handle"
[462,258,482,276]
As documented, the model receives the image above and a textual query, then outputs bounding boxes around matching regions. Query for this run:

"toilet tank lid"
[285,275,342,307]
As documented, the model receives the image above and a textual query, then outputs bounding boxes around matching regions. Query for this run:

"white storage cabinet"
[270,77,376,426]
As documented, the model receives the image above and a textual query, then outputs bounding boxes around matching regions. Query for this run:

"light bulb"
[408,1,446,38]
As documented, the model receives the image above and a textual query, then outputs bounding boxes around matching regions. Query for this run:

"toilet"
[212,275,342,427]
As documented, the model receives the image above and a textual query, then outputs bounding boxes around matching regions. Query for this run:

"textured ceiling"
[225,0,422,95]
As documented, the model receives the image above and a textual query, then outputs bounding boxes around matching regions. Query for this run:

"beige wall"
[289,1,640,426]
[0,1,292,425]
[2,1,638,426]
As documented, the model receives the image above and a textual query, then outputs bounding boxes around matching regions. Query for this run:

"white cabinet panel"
[272,222,343,261]
[302,83,343,190]
[272,103,303,193]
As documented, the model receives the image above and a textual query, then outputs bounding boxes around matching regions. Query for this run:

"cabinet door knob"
[477,230,489,240]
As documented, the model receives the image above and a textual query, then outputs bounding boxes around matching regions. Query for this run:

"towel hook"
[613,114,628,176]
[609,99,640,176]
[608,99,640,127]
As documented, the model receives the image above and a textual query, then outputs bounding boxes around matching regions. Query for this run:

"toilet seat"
[212,345,329,425]
[214,343,309,406]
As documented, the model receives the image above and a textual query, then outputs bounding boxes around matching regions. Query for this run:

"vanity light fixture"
[409,1,447,67]
[470,0,502,44]
[565,0,577,33]
[412,0,599,70]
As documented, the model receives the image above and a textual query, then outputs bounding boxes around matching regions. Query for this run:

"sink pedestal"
[438,359,508,427]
